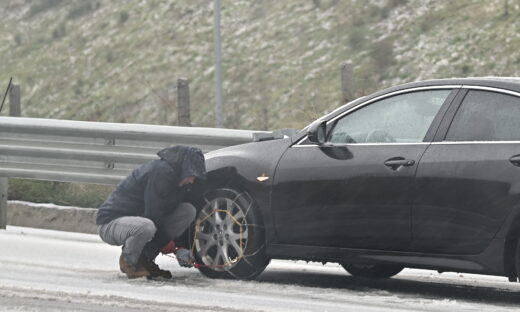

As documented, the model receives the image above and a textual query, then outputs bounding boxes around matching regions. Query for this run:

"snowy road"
[1,227,520,311]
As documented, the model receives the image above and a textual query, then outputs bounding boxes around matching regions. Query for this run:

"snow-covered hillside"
[1,0,519,130]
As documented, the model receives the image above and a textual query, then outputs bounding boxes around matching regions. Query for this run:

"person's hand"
[175,248,195,268]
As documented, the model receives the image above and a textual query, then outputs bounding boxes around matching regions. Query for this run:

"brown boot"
[140,256,172,279]
[119,255,126,273]
[119,255,151,279]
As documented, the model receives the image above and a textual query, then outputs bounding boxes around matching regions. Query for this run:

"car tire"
[341,263,404,278]
[193,188,269,280]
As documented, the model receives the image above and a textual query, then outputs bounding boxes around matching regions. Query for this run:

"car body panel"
[266,237,505,275]
[204,138,292,243]
[412,143,520,254]
[271,143,426,250]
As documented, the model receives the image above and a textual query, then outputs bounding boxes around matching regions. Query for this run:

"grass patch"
[8,179,114,208]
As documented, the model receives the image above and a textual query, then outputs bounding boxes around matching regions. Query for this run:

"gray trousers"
[98,203,196,266]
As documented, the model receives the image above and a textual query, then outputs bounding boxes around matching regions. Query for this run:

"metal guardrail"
[0,117,262,185]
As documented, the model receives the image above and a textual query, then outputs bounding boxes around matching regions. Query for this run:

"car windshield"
[298,96,366,133]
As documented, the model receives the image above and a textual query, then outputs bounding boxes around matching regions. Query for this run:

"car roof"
[379,77,520,94]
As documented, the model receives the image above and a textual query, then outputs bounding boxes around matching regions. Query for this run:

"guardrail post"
[177,78,191,126]
[0,178,7,229]
[341,62,354,104]
[9,84,21,117]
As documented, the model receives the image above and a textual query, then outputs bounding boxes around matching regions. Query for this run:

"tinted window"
[328,90,450,144]
[445,90,520,141]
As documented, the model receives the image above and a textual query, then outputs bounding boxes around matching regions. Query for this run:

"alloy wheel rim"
[195,196,249,271]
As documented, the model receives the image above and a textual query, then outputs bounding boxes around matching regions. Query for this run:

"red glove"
[160,241,176,254]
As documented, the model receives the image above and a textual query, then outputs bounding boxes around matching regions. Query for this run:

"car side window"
[445,90,520,142]
[328,90,450,144]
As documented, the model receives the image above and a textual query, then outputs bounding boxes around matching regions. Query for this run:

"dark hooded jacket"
[96,145,206,227]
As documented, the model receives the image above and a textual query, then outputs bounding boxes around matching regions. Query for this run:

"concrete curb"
[7,201,97,234]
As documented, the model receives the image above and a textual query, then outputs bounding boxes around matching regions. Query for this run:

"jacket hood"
[157,145,206,181]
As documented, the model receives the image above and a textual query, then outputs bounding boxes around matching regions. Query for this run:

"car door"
[271,88,457,251]
[411,88,520,254]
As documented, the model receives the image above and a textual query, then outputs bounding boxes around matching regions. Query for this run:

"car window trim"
[431,89,469,142]
[293,142,431,148]
[432,141,520,145]
[294,85,462,147]
[433,85,520,142]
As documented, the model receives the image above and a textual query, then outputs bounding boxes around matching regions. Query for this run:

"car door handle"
[509,155,520,166]
[384,157,415,170]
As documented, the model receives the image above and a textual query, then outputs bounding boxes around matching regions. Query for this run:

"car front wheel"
[193,188,269,279]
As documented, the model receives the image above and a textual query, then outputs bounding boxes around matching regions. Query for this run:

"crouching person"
[96,145,206,279]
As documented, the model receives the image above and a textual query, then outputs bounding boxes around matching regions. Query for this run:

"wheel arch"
[201,139,292,247]
[203,166,269,227]
[206,166,246,191]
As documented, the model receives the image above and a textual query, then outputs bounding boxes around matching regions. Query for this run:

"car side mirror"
[307,120,327,145]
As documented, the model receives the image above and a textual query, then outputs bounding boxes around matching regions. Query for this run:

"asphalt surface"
[1,226,520,312]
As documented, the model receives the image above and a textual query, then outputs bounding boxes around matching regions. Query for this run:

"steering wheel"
[365,130,396,143]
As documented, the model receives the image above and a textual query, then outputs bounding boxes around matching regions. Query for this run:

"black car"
[192,78,520,281]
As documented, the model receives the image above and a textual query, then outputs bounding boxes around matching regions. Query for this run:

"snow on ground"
[1,226,520,311]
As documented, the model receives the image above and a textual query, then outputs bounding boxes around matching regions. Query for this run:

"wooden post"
[0,178,6,229]
[214,0,224,128]
[177,78,191,127]
[1,84,20,229]
[9,84,21,117]
[341,62,354,104]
